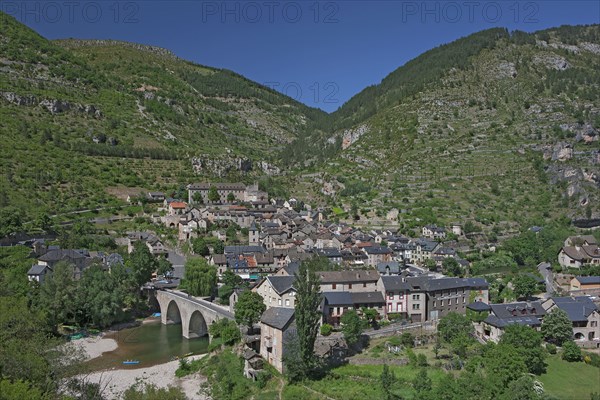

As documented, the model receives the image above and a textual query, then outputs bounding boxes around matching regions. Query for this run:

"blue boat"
[122,360,140,365]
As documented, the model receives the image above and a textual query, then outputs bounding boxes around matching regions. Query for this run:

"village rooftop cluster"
[24,182,600,375]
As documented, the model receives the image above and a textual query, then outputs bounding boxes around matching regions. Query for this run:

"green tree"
[39,261,77,326]
[219,270,244,305]
[350,203,359,220]
[513,275,539,299]
[541,308,573,345]
[561,340,582,362]
[180,258,217,297]
[500,324,546,374]
[191,238,209,256]
[424,258,437,271]
[341,309,363,346]
[443,257,462,276]
[381,364,402,400]
[208,319,241,345]
[126,241,157,289]
[320,323,333,336]
[227,192,235,203]
[413,368,432,397]
[0,206,23,237]
[226,225,237,242]
[0,297,54,390]
[288,258,322,380]
[450,333,472,358]
[400,332,414,348]
[123,383,186,400]
[483,343,528,387]
[234,291,266,333]
[76,264,124,328]
[157,257,173,277]
[361,307,379,327]
[222,269,242,288]
[192,192,203,204]
[0,379,46,400]
[437,312,473,343]
[499,375,542,400]
[208,185,220,203]
[36,213,52,232]
[433,338,441,359]
[212,239,224,254]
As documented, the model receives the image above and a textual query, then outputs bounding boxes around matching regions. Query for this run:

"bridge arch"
[155,289,234,339]
[166,300,182,324]
[188,310,208,338]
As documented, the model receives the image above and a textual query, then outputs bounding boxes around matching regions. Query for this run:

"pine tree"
[381,364,402,400]
[291,258,322,380]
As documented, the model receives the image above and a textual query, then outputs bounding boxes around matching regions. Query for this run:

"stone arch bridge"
[155,289,234,339]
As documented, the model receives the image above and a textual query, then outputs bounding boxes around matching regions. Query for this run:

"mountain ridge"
[1,11,599,233]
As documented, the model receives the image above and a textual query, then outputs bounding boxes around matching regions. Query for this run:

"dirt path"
[277,377,284,399]
[300,384,337,400]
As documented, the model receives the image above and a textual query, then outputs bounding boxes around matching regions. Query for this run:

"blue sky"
[5,1,599,112]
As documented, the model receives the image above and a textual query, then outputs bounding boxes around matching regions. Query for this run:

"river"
[85,318,209,371]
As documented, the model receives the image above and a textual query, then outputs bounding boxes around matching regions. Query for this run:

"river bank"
[68,327,209,398]
[80,354,209,400]
[73,335,119,361]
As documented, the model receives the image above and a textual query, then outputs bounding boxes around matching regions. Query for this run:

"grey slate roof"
[574,276,600,285]
[38,249,86,262]
[484,314,542,328]
[550,296,598,322]
[352,291,385,304]
[105,253,124,267]
[283,261,301,276]
[489,301,545,319]
[467,301,492,312]
[267,276,296,294]
[380,275,410,291]
[407,276,488,291]
[377,261,401,274]
[413,239,439,252]
[224,245,266,255]
[318,270,380,284]
[364,246,392,255]
[318,248,342,258]
[260,307,295,330]
[27,264,49,275]
[323,291,353,306]
[188,183,245,190]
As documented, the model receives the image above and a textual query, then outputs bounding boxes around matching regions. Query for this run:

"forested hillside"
[1,12,599,232]
[281,25,600,234]
[0,11,326,225]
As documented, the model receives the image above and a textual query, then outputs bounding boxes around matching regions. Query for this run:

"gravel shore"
[67,331,210,399]
[79,355,209,400]
[75,336,119,360]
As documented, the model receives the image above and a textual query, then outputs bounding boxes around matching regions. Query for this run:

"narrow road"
[537,262,555,298]
[363,321,435,337]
